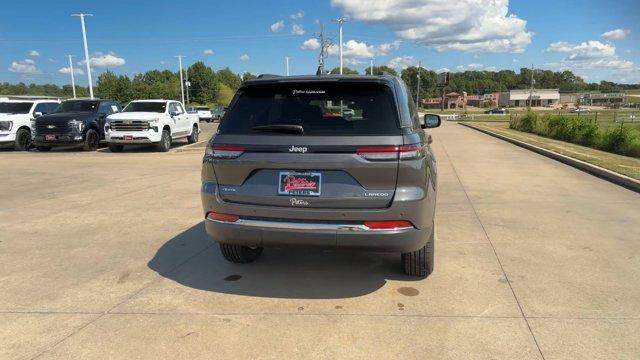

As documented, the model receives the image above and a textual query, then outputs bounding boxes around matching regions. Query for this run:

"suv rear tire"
[401,227,434,277]
[83,129,100,151]
[157,129,171,152]
[219,243,263,263]
[14,128,32,151]
[187,125,198,144]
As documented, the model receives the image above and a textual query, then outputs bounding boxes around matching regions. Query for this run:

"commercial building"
[507,89,560,107]
[579,92,626,107]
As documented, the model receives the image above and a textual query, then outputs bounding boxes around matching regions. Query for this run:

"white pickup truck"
[105,100,199,152]
[0,98,60,150]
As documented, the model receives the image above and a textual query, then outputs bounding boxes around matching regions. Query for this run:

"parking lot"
[2,120,639,359]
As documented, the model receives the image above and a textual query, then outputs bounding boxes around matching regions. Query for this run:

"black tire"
[157,129,171,152]
[14,128,32,151]
[219,243,263,263]
[83,129,100,151]
[401,227,435,277]
[108,144,124,152]
[187,125,198,144]
[37,146,51,152]
[206,119,211,123]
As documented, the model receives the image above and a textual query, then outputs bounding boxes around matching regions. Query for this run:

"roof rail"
[257,74,282,79]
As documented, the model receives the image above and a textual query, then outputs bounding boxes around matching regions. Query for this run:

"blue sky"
[1,0,638,86]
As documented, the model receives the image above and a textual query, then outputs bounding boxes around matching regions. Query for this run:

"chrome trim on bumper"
[206,218,410,232]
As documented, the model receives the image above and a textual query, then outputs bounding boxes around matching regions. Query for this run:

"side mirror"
[422,114,441,129]
[34,112,43,118]
[169,110,179,117]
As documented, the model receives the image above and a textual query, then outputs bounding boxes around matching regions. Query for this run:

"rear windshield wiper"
[251,124,304,135]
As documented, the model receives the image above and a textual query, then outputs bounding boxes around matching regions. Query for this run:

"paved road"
[1,121,639,359]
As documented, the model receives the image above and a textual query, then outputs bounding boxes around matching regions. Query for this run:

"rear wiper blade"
[252,124,304,134]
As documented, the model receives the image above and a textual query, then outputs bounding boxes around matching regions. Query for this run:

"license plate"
[123,135,133,140]
[45,135,56,141]
[278,172,321,196]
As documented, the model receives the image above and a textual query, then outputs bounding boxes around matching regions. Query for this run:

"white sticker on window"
[111,105,119,112]
[292,90,326,95]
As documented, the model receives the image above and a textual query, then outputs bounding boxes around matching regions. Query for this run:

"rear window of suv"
[218,82,401,136]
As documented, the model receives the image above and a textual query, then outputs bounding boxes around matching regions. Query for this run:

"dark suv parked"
[33,99,121,151]
[201,75,441,276]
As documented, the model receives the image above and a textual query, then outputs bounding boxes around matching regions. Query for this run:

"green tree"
[370,66,397,76]
[217,67,242,90]
[329,67,359,75]
[187,61,218,105]
[242,72,257,81]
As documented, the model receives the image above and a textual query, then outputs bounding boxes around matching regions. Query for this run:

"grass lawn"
[463,121,640,181]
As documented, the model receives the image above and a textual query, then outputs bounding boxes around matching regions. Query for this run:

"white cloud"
[601,29,630,40]
[28,50,40,57]
[203,49,214,55]
[331,0,532,53]
[9,59,41,74]
[239,54,250,61]
[455,63,496,71]
[58,66,84,75]
[547,40,615,60]
[270,20,285,33]
[292,23,305,35]
[48,58,57,63]
[388,56,417,69]
[79,52,126,67]
[290,11,304,20]
[512,58,519,63]
[326,40,400,59]
[301,38,320,50]
[436,68,450,73]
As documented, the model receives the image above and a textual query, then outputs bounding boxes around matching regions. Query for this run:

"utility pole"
[316,23,331,75]
[185,63,190,106]
[175,55,185,105]
[285,56,290,76]
[67,55,77,99]
[416,61,422,108]
[332,17,348,74]
[72,13,94,99]
[529,64,535,108]
[370,58,374,75]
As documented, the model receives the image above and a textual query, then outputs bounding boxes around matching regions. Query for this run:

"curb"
[459,122,640,194]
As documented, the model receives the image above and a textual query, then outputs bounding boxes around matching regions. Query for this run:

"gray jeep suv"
[201,75,440,277]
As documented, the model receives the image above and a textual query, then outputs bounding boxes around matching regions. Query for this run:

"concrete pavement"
[1,121,639,359]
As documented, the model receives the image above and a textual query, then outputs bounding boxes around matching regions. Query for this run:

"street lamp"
[175,55,185,105]
[71,13,94,99]
[331,17,348,75]
[67,55,76,99]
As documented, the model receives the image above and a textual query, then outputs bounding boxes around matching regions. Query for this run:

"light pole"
[67,55,77,99]
[370,58,374,75]
[285,56,290,76]
[416,61,422,108]
[175,55,185,105]
[72,14,94,99]
[332,17,348,74]
[529,64,535,108]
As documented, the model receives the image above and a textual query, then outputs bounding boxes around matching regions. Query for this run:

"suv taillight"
[356,144,424,161]
[206,145,245,159]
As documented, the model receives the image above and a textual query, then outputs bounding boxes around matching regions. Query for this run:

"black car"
[33,99,121,151]
[485,107,507,114]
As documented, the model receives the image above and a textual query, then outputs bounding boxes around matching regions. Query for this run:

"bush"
[510,111,538,133]
[509,112,639,158]
[598,127,640,156]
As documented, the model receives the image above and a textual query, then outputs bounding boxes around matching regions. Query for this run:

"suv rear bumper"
[205,217,428,253]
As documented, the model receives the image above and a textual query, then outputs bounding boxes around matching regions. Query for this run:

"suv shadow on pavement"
[148,222,423,299]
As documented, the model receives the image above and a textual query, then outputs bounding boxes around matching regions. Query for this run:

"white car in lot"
[0,99,60,151]
[105,100,199,152]
[195,106,213,122]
